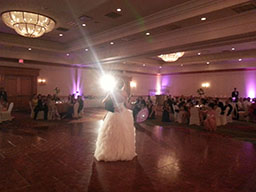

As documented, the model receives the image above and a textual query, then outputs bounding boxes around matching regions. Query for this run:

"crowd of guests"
[30,94,84,120]
[131,93,256,131]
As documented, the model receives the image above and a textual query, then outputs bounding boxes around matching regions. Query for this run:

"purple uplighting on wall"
[246,72,256,98]
[161,76,170,87]
[156,74,162,95]
[71,68,83,98]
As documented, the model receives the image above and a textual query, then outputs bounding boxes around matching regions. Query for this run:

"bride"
[94,79,137,161]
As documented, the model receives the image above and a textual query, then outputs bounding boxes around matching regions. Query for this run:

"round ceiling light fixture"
[158,52,185,62]
[1,11,55,38]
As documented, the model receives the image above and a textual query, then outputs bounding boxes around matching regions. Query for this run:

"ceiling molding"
[68,0,251,51]
[162,67,256,76]
[76,11,256,64]
[164,49,256,66]
[0,32,67,52]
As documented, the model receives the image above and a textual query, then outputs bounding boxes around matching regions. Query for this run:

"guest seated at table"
[162,100,170,122]
[34,95,48,120]
[177,102,189,124]
[189,102,200,126]
[204,103,216,132]
[237,98,244,111]
[0,87,7,102]
[248,98,256,122]
[224,98,233,117]
[0,97,8,111]
[133,96,146,119]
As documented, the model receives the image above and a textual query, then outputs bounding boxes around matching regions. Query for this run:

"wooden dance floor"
[0,108,256,192]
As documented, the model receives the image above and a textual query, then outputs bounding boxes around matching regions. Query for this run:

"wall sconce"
[130,81,137,88]
[38,78,47,85]
[202,82,210,88]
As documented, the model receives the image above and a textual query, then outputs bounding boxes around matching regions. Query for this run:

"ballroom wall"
[161,70,256,98]
[0,62,255,98]
[0,62,156,96]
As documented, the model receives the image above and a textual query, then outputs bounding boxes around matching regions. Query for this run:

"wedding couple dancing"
[94,79,137,161]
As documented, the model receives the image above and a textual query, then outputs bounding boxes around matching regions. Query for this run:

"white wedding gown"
[94,94,137,161]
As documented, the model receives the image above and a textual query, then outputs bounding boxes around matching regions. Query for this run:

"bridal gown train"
[94,103,137,161]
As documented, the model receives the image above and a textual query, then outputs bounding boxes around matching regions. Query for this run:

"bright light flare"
[100,75,117,91]
[130,81,137,88]
[201,82,210,88]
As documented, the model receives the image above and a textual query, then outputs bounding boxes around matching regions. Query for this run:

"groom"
[104,97,114,112]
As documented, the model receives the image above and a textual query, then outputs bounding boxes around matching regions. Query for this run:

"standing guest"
[147,100,155,119]
[47,95,60,120]
[167,95,174,114]
[31,94,38,108]
[204,103,216,132]
[0,87,7,102]
[78,96,84,114]
[232,88,239,102]
[162,101,170,122]
[34,95,48,120]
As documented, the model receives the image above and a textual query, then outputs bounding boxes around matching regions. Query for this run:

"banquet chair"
[189,107,200,126]
[29,101,44,120]
[0,102,14,121]
[78,105,84,117]
[173,104,179,122]
[215,107,222,126]
[227,108,233,123]
[177,111,187,124]
[73,102,79,118]
[220,109,228,126]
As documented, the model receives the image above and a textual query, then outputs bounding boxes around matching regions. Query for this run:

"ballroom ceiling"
[0,0,256,74]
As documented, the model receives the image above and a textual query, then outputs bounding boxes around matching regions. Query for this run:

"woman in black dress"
[162,101,171,122]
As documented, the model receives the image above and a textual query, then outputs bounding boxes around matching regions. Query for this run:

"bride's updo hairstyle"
[116,79,125,90]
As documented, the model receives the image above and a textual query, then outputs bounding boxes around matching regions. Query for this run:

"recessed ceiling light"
[28,47,32,51]
[201,17,206,21]
[110,42,114,45]
[206,62,210,65]
[59,33,63,37]
[82,23,86,27]
[198,52,201,55]
[146,32,150,36]
[85,48,88,51]
[181,64,183,66]
[66,53,70,56]
[116,8,122,12]
[232,47,235,51]
[143,64,146,67]
[159,66,162,69]
[239,58,242,61]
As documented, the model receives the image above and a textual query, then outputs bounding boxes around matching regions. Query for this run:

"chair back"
[29,101,33,110]
[8,102,14,113]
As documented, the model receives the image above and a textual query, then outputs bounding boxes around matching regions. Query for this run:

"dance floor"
[0,109,256,192]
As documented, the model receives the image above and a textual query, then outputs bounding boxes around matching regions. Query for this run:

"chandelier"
[1,11,55,38]
[158,52,185,62]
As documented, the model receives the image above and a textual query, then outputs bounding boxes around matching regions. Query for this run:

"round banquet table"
[55,103,71,114]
